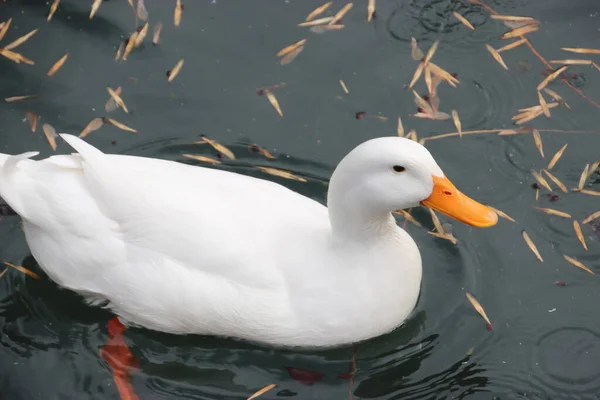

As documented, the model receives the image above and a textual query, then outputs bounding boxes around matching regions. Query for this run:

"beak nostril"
[444,191,452,196]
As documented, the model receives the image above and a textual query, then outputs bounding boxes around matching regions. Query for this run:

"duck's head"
[328,136,498,228]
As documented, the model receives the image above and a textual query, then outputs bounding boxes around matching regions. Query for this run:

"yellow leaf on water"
[532,129,544,158]
[579,189,600,197]
[452,11,475,30]
[411,37,424,61]
[79,118,104,138]
[397,117,404,137]
[583,210,600,224]
[277,39,307,57]
[497,38,527,52]
[182,154,221,164]
[4,262,40,280]
[196,137,236,160]
[549,59,592,65]
[522,230,543,262]
[42,123,57,150]
[264,89,283,118]
[537,91,550,118]
[0,18,12,42]
[534,207,571,219]
[339,79,349,94]
[491,15,538,23]
[280,45,304,65]
[90,0,102,19]
[537,65,568,91]
[297,17,334,27]
[105,118,138,133]
[393,210,422,227]
[47,53,68,76]
[485,44,508,70]
[428,231,458,244]
[501,23,539,39]
[408,62,425,90]
[5,94,38,103]
[24,111,38,132]
[542,169,567,193]
[168,59,184,82]
[134,22,149,47]
[488,206,516,222]
[427,208,445,234]
[367,0,376,23]
[174,0,182,26]
[152,22,162,45]
[423,40,440,67]
[247,384,277,400]
[256,167,306,182]
[547,144,567,170]
[465,292,492,328]
[531,170,552,192]
[573,220,587,251]
[563,254,594,275]
[451,110,462,138]
[561,47,600,55]
[305,2,332,21]
[578,164,590,191]
[329,3,353,25]
[123,31,137,60]
[4,28,38,51]
[309,24,344,34]
[106,86,128,113]
[48,0,60,22]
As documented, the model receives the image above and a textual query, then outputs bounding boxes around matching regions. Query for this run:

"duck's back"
[0,136,331,337]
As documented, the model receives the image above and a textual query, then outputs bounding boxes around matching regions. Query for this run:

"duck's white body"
[0,135,495,348]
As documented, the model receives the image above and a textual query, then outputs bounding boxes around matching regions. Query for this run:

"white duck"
[0,134,496,348]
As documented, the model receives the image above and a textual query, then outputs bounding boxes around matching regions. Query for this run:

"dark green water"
[1,0,600,399]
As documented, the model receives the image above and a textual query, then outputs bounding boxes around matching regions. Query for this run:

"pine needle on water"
[578,164,590,191]
[488,206,515,222]
[465,293,492,329]
[563,254,594,275]
[522,230,543,262]
[542,169,567,193]
[256,167,307,182]
[547,144,567,170]
[305,2,332,21]
[452,12,475,30]
[532,129,544,158]
[4,262,40,279]
[247,384,277,400]
[534,207,571,219]
[531,170,552,192]
[573,220,587,251]
[583,210,600,224]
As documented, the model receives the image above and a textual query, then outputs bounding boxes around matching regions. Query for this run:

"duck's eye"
[392,165,406,173]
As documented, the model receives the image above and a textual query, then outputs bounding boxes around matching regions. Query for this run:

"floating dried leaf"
[3,262,40,279]
[256,167,306,182]
[561,47,600,55]
[48,0,59,22]
[309,24,344,33]
[411,37,424,61]
[305,2,332,21]
[137,0,148,21]
[406,129,418,142]
[90,0,102,19]
[531,170,552,192]
[339,79,349,94]
[105,118,138,133]
[583,210,600,224]
[532,129,544,158]
[122,31,137,60]
[79,118,104,138]
[134,22,149,47]
[488,206,515,222]
[367,0,375,22]
[264,89,283,118]
[497,38,527,52]
[0,18,11,42]
[42,123,58,150]
[152,22,162,45]
[277,39,307,57]
[250,144,275,159]
[174,0,182,27]
[451,110,462,138]
[5,29,39,51]
[485,44,508,70]
[397,117,404,137]
[428,231,458,244]
[465,292,492,328]
[247,384,277,400]
[537,65,568,91]
[543,88,569,109]
[491,15,538,23]
[537,91,550,118]
[5,94,38,103]
[578,164,590,191]
[497,129,520,135]
[47,53,68,76]
[428,208,445,234]
[452,12,475,30]
[393,209,422,227]
[196,137,236,160]
[534,207,571,218]
[0,268,7,280]
[573,220,587,250]
[329,3,353,25]
[522,230,543,262]
[501,23,539,39]
[542,169,567,193]
[105,86,122,112]
[423,40,440,67]
[408,62,425,89]
[25,111,38,132]
[579,189,600,196]
[0,48,35,64]
[563,254,594,275]
[168,59,184,82]
[106,87,128,113]
[428,62,459,87]
[549,59,592,65]
[424,65,433,95]
[297,17,334,27]
[115,41,124,60]
[182,154,221,164]
[280,45,304,65]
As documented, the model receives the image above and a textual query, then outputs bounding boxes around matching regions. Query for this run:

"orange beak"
[420,175,498,228]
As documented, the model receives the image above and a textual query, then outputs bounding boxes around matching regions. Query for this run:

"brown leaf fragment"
[497,38,527,52]
[5,94,38,102]
[573,220,588,250]
[264,89,283,118]
[115,41,124,60]
[174,0,183,27]
[543,88,570,109]
[428,231,458,244]
[297,17,333,27]
[542,169,567,193]
[79,118,104,138]
[48,0,60,22]
[485,44,508,70]
[305,2,332,21]
[397,117,404,137]
[42,123,58,150]
[465,292,492,328]
[537,65,568,91]
[0,48,35,65]
[497,129,520,135]
[5,28,39,51]
[277,39,307,57]
[408,62,425,89]
[182,154,221,164]
[393,210,422,227]
[563,254,594,275]
[25,111,38,132]
[488,206,515,222]
[423,40,440,67]
[105,86,122,112]
[532,129,544,158]
[500,23,539,39]
[329,3,353,25]
[137,0,148,21]
[452,12,475,30]
[122,31,137,60]
[491,15,538,23]
[152,22,162,45]
[280,45,304,65]
[105,118,138,133]
[0,18,11,42]
[578,164,590,191]
[411,37,424,61]
[168,59,184,82]
[90,0,102,19]
[367,0,375,23]
[532,170,552,192]
[451,110,462,138]
[534,207,571,219]
[579,189,600,196]
[106,87,128,113]
[561,47,600,55]
[537,91,550,118]
[428,208,445,234]
[256,167,306,182]
[549,59,592,65]
[47,53,68,76]
[195,137,236,160]
[250,144,275,159]
[339,79,349,94]
[428,62,460,86]
[3,262,40,279]
[583,210,600,224]
[247,384,277,400]
[522,230,543,262]
[134,22,149,47]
